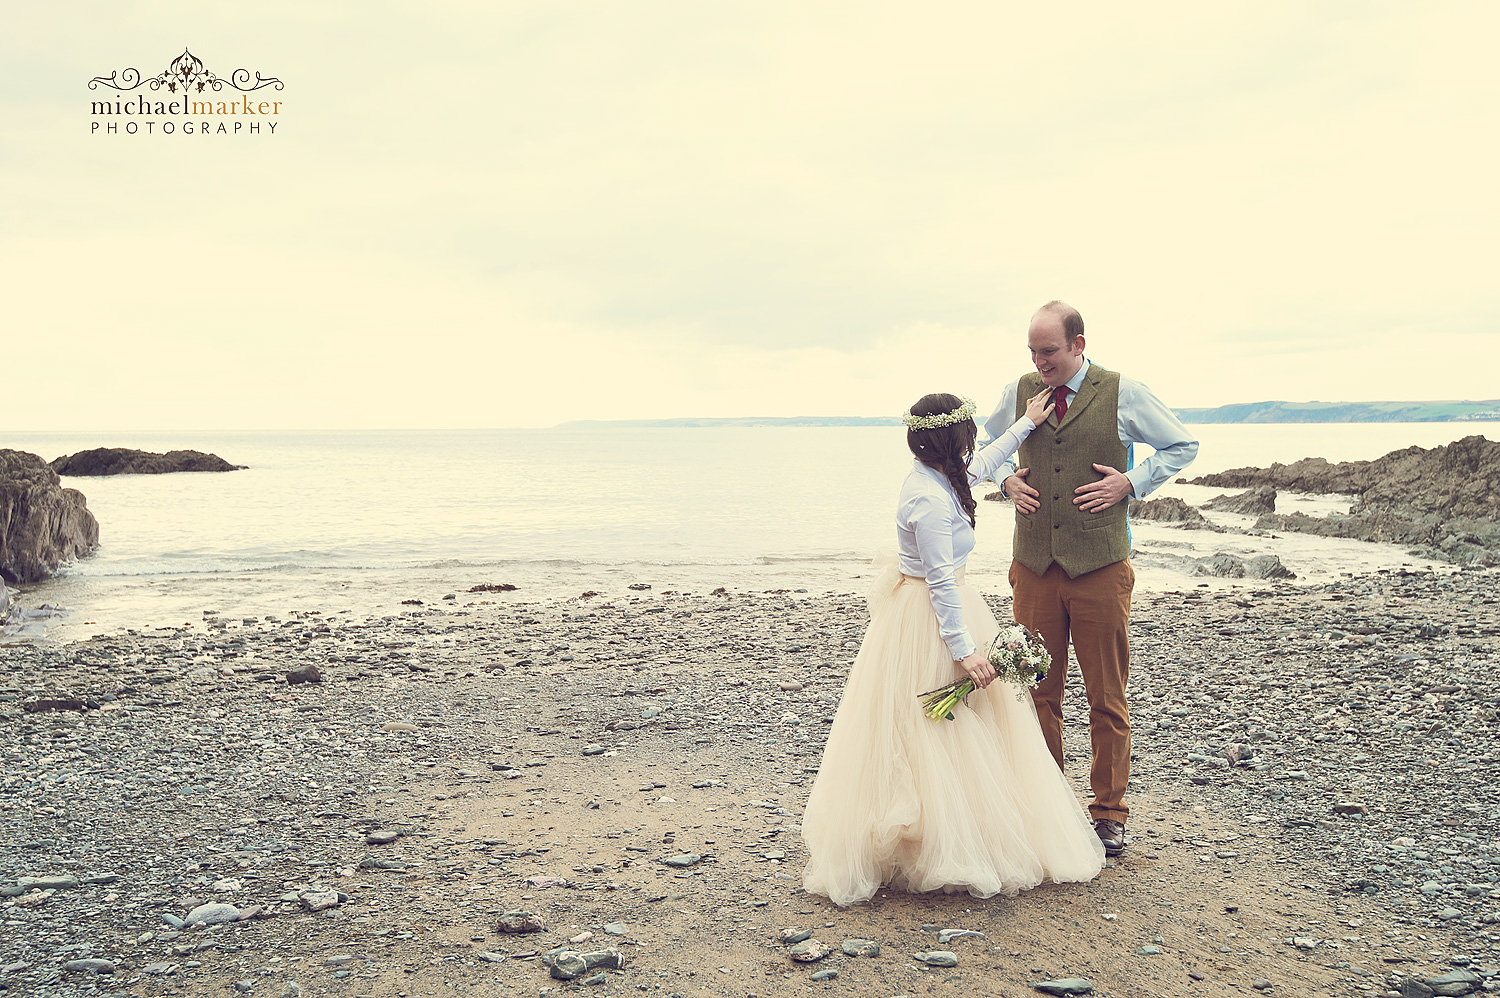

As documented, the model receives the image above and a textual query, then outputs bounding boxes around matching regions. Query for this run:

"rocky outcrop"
[1184,435,1499,518]
[1136,548,1296,580]
[1,450,100,584]
[1185,435,1500,567]
[1129,496,1219,530]
[1254,510,1500,567]
[1201,486,1277,516]
[1191,552,1296,580]
[50,448,245,476]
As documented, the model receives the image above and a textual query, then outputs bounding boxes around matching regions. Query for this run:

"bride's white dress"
[801,419,1104,907]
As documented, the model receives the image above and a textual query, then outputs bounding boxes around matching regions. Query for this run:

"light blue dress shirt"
[979,359,1199,499]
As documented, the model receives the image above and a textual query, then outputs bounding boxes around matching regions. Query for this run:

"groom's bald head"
[1034,301,1084,345]
[1028,301,1087,388]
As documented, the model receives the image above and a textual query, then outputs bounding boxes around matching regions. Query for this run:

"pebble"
[841,938,880,957]
[788,939,832,963]
[913,951,958,967]
[62,959,115,974]
[549,952,589,980]
[809,968,838,981]
[184,902,241,926]
[1031,979,1093,996]
[284,664,322,685]
[938,928,987,944]
[18,875,79,890]
[299,892,338,912]
[497,912,544,934]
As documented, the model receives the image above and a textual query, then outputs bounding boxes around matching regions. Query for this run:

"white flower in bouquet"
[917,624,1053,721]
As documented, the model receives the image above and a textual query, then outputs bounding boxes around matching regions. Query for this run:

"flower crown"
[901,396,977,430]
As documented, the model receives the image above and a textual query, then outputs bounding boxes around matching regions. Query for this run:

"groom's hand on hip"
[1005,469,1040,514]
[1073,464,1133,512]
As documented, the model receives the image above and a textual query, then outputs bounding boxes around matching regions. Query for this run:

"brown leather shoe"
[1094,819,1126,856]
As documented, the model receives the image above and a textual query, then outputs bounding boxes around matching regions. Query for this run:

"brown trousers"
[1009,558,1134,823]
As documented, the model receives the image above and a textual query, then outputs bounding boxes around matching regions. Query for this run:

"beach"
[5,566,1499,997]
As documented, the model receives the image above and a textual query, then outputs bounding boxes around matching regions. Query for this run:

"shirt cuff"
[945,633,977,660]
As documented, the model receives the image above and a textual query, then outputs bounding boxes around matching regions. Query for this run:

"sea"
[3,423,1492,643]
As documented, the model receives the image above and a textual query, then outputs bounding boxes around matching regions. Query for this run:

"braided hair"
[906,393,978,526]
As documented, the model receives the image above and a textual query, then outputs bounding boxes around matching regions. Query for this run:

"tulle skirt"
[801,565,1105,906]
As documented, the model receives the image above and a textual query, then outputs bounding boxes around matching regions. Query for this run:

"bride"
[801,391,1104,906]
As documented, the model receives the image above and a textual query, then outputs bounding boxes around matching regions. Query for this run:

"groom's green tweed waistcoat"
[1013,363,1130,579]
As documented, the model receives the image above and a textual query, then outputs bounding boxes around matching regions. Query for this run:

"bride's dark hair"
[906,393,978,526]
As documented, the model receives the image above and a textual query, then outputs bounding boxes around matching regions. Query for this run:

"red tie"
[1053,386,1069,422]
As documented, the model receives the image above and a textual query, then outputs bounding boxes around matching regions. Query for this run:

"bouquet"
[918,624,1053,720]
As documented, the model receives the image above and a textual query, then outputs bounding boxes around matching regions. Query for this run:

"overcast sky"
[4,2,1497,430]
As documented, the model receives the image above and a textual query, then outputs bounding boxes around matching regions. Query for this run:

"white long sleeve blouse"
[896,416,1037,660]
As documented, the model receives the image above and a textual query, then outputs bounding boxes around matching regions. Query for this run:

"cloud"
[3,2,1498,429]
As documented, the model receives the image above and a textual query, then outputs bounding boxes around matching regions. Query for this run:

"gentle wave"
[5,424,1486,644]
[55,552,887,578]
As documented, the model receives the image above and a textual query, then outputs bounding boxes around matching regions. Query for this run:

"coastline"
[4,422,1489,646]
[4,483,1459,647]
[4,566,1498,996]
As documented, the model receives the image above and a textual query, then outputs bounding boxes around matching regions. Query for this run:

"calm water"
[3,423,1490,641]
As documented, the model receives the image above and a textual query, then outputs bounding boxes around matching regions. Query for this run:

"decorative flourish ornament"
[89,48,284,94]
[901,397,977,430]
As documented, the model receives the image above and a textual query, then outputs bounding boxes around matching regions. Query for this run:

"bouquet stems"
[918,679,975,721]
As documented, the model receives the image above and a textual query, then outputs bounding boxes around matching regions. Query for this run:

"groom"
[982,301,1197,856]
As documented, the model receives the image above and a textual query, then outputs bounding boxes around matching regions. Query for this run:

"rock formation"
[1135,549,1296,580]
[1201,486,1277,516]
[1184,435,1500,567]
[1191,552,1296,580]
[0,449,100,584]
[1128,496,1219,530]
[50,448,245,476]
[1184,435,1499,518]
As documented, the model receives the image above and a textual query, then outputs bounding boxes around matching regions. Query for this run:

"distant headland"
[557,416,906,429]
[557,399,1500,429]
[1171,400,1500,423]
